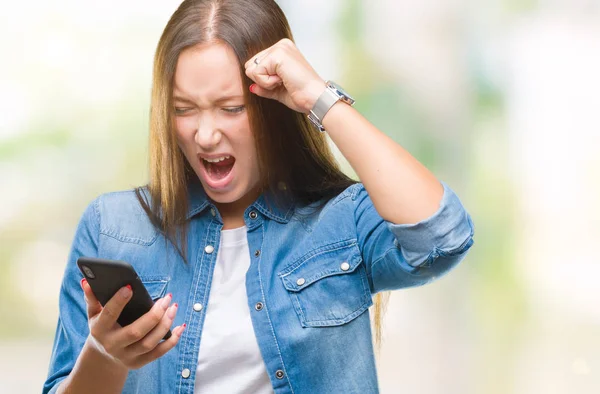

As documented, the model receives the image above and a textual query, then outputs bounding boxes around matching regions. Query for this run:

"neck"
[214,186,262,230]
[221,216,246,230]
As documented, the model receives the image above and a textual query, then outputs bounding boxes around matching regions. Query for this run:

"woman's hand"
[81,278,185,370]
[245,38,326,113]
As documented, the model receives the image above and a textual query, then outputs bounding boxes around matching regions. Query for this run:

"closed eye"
[222,105,245,114]
[174,107,193,116]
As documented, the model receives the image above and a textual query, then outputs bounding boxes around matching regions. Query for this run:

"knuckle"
[126,327,144,342]
[151,307,165,322]
[159,321,172,334]
[103,306,116,319]
[151,345,168,360]
[162,314,174,326]
[140,339,156,353]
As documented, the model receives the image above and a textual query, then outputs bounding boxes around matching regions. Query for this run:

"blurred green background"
[1,0,599,393]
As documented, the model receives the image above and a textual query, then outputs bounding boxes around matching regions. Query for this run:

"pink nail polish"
[249,84,256,93]
[80,278,87,288]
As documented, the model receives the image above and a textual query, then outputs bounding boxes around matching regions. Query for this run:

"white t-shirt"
[194,226,274,394]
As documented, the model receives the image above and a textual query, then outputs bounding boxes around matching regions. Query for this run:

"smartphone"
[77,257,172,340]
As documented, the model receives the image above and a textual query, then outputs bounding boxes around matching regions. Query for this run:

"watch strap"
[308,80,355,132]
[309,87,339,124]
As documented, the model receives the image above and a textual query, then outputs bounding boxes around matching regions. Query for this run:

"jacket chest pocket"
[278,241,372,327]
[141,277,170,301]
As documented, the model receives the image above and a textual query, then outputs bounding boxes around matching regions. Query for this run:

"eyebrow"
[172,94,244,105]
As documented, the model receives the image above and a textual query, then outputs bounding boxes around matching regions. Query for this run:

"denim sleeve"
[353,182,474,293]
[43,199,100,394]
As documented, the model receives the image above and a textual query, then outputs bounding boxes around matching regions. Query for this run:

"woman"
[44,0,474,393]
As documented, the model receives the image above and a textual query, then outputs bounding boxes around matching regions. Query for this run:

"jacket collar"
[186,180,295,223]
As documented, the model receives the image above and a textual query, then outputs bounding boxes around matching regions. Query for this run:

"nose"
[195,112,221,149]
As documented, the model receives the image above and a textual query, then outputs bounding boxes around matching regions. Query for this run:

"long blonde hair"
[138,0,388,346]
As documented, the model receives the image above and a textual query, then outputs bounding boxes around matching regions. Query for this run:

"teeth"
[203,155,230,163]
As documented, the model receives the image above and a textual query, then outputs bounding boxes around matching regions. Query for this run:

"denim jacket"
[44,181,474,394]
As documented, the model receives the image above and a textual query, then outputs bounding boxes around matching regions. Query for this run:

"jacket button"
[249,211,258,220]
[181,368,191,378]
[255,302,264,311]
[275,370,285,379]
[193,303,203,312]
[254,250,261,257]
[205,245,214,254]
[296,278,306,286]
[340,262,350,271]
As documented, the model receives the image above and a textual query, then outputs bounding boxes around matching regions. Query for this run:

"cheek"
[176,116,198,137]
[175,117,197,149]
[227,116,253,151]
[239,128,259,177]
[235,124,256,159]
[224,113,250,131]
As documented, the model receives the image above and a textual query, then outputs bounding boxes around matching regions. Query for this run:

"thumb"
[249,83,281,101]
[81,278,103,319]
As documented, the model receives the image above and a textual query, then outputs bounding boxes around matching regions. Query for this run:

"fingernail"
[80,278,87,289]
[167,303,178,319]
[126,284,132,291]
[249,84,256,93]
[120,285,132,298]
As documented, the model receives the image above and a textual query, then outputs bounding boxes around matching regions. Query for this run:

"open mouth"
[200,155,236,184]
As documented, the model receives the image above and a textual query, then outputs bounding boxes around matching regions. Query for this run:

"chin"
[201,183,237,201]
[206,190,241,204]
[203,182,255,206]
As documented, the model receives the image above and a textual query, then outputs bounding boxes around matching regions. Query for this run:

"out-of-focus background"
[1,0,599,392]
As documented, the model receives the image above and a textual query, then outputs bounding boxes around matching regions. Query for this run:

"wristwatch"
[308,80,355,132]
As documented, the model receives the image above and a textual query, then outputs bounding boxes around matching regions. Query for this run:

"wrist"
[321,99,346,129]
[307,80,355,132]
[59,338,128,394]
[303,80,327,113]
[84,336,127,371]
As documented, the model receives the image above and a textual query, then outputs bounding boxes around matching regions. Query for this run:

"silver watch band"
[309,88,339,124]
[308,80,355,132]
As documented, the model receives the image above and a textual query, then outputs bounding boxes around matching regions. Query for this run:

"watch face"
[327,80,355,105]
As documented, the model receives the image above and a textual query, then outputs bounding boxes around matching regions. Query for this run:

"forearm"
[322,102,443,225]
[56,337,128,394]
[244,39,444,224]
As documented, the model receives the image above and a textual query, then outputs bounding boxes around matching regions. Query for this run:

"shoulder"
[86,187,159,246]
[96,187,150,213]
[293,182,366,221]
[322,182,366,211]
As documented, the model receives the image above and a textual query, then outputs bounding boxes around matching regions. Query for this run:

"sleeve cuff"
[387,181,474,267]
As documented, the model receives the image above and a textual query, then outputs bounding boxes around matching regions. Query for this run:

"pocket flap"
[280,242,362,292]
[141,277,169,300]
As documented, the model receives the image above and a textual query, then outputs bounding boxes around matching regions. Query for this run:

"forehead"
[173,42,243,101]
